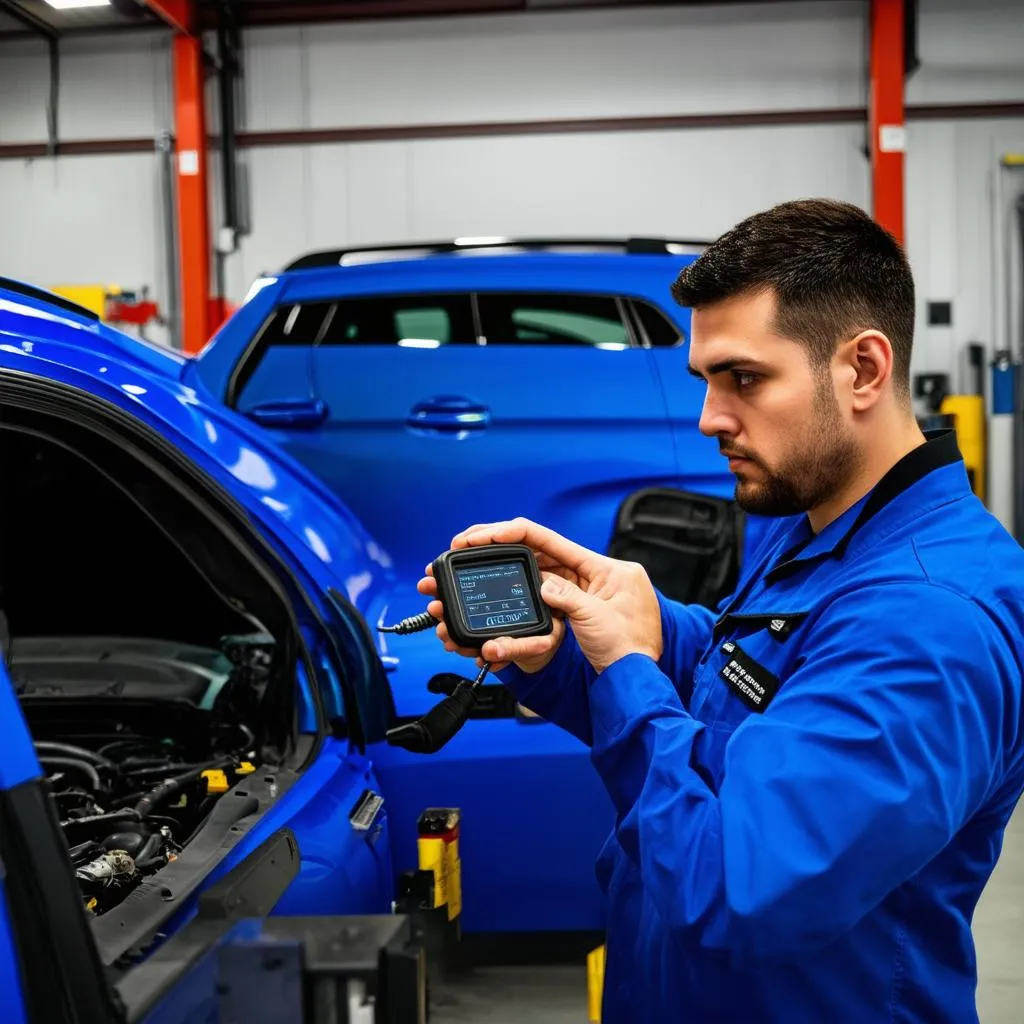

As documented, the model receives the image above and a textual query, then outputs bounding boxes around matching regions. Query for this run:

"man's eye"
[734,371,759,389]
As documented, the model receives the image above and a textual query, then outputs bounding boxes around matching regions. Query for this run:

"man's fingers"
[481,633,558,665]
[435,620,479,659]
[476,655,511,673]
[449,523,503,549]
[539,576,594,618]
[417,576,439,597]
[456,517,598,575]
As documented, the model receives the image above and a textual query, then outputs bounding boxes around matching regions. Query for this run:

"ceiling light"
[43,0,111,9]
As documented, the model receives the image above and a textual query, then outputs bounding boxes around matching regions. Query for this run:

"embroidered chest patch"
[718,642,782,712]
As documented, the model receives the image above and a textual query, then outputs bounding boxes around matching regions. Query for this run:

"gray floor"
[433,809,1024,1023]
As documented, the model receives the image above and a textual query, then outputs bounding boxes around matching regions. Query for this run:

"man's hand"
[416,517,663,675]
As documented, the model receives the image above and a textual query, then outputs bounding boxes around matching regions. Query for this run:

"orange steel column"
[172,33,211,354]
[869,0,906,245]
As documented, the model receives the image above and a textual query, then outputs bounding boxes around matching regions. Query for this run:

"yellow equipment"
[417,808,462,924]
[587,942,606,1022]
[49,284,107,318]
[939,394,986,502]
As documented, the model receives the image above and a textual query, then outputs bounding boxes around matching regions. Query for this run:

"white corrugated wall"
[0,0,1022,370]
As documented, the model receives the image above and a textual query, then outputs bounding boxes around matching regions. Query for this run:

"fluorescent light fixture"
[397,338,441,349]
[454,236,508,247]
[43,0,111,8]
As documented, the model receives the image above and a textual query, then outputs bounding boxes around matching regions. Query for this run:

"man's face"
[688,289,860,517]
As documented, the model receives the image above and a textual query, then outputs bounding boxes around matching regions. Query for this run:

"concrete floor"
[433,809,1024,1023]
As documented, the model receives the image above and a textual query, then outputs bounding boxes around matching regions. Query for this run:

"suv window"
[257,301,335,347]
[318,294,475,347]
[231,294,475,407]
[476,293,631,348]
[634,300,685,348]
[256,294,475,349]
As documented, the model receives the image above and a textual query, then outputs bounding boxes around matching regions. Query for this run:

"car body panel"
[0,886,28,1024]
[0,285,396,992]
[0,634,42,792]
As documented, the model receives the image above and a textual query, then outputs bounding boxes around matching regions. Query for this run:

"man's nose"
[698,391,740,438]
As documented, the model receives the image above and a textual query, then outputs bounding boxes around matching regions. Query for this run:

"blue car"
[188,238,763,935]
[0,277,407,1021]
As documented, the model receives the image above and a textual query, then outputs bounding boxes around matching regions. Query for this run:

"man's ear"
[843,330,894,412]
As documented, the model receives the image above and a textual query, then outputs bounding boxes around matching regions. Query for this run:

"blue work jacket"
[500,430,1024,1022]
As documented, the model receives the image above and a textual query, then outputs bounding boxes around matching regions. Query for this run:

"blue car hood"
[0,288,397,627]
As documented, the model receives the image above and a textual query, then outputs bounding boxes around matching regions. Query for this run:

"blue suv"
[192,238,749,582]
[187,239,764,935]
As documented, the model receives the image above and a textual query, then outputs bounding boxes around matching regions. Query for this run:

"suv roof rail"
[283,236,711,271]
[0,276,100,322]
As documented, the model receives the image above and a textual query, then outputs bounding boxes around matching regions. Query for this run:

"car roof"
[282,237,710,272]
[269,250,702,303]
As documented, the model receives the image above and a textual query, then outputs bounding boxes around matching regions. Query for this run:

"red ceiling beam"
[143,0,194,34]
[868,0,905,245]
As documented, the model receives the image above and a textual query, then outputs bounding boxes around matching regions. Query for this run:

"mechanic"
[418,199,1024,1022]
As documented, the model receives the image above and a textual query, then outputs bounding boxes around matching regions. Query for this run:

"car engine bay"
[15,633,274,916]
[0,407,302,925]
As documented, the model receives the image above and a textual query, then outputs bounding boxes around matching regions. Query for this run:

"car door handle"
[406,395,491,432]
[245,398,328,429]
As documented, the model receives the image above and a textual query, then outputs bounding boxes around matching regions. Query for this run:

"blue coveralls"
[499,430,1024,1022]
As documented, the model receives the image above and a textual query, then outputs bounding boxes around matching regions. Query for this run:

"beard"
[723,378,860,518]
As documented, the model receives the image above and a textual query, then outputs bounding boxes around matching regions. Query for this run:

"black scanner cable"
[377,611,491,754]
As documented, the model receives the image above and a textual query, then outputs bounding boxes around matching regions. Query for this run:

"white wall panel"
[241,26,307,132]
[0,37,50,142]
[0,32,170,144]
[1,0,1022,372]
[0,151,172,345]
[221,123,869,300]
[298,2,865,130]
[57,33,171,141]
[403,124,868,239]
[223,146,313,292]
[908,0,1024,106]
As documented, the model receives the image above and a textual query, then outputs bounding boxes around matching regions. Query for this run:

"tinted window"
[257,301,335,347]
[634,300,684,348]
[231,294,475,407]
[318,294,474,347]
[476,293,631,348]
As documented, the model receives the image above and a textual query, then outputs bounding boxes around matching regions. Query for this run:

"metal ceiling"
[0,0,823,38]
[0,0,155,33]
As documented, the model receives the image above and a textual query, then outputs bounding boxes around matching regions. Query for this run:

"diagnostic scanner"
[432,544,553,650]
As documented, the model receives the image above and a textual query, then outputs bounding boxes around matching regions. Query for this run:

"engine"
[14,633,275,917]
[43,735,258,916]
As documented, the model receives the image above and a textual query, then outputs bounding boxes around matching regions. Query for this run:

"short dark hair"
[671,199,915,395]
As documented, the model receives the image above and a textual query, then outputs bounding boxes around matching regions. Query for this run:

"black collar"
[765,429,963,582]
